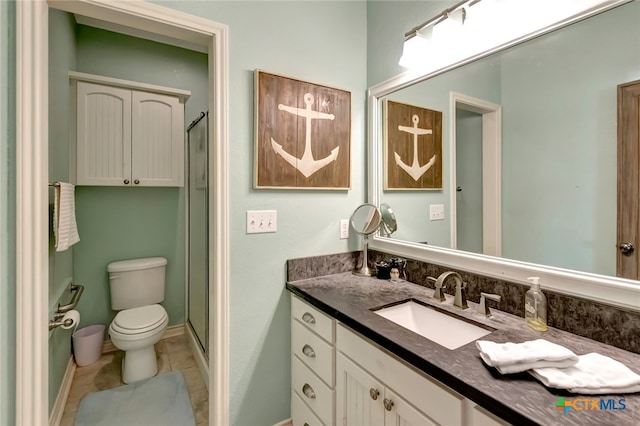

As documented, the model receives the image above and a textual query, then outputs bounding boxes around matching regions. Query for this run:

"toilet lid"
[112,304,167,335]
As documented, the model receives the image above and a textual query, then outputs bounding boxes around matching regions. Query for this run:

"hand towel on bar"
[529,353,640,394]
[54,182,80,252]
[476,339,579,374]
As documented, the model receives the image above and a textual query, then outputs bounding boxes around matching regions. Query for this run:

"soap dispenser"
[525,276,547,331]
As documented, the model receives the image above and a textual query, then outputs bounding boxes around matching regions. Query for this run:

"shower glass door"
[187,112,208,356]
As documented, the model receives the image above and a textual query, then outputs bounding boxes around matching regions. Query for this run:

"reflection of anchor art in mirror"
[384,100,442,190]
[254,70,351,189]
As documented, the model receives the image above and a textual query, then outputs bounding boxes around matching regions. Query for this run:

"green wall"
[158,2,367,424]
[48,8,78,413]
[72,26,208,330]
[0,0,15,424]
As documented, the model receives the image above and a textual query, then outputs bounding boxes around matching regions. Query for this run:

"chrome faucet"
[427,276,446,302]
[434,271,468,309]
[477,292,501,317]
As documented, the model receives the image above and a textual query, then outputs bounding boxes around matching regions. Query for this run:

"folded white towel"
[54,182,80,252]
[530,353,640,394]
[476,339,579,374]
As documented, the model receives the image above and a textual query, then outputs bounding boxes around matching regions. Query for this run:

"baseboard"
[49,356,76,426]
[102,323,185,354]
[185,322,209,390]
[273,419,293,426]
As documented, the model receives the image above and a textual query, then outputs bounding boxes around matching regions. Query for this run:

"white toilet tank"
[108,257,167,310]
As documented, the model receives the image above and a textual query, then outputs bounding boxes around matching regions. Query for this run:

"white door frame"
[449,91,502,257]
[15,1,229,424]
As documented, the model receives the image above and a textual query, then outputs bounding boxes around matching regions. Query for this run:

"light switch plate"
[429,204,445,221]
[247,210,277,234]
[340,219,349,239]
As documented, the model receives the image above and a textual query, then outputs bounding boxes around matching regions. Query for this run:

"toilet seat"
[111,304,168,335]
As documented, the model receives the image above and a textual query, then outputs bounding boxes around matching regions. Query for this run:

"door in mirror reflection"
[617,79,640,280]
[451,93,501,257]
[456,108,483,254]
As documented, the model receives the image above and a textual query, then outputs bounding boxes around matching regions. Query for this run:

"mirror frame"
[368,0,640,312]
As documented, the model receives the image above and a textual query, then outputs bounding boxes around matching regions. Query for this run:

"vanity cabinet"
[72,72,189,187]
[291,295,336,426]
[337,353,436,426]
[337,324,466,426]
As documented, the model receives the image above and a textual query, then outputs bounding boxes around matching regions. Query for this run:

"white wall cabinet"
[72,72,189,187]
[291,295,336,426]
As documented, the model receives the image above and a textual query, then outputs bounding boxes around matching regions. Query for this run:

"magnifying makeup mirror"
[351,203,382,276]
[380,203,397,237]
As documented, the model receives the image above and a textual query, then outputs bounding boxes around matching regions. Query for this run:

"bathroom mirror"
[380,203,398,237]
[368,0,640,309]
[351,203,382,276]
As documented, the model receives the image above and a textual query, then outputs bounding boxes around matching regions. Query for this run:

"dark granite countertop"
[287,272,640,426]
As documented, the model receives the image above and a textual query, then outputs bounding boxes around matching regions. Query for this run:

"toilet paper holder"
[49,283,84,330]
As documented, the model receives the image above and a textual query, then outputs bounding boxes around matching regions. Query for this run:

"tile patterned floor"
[60,333,208,426]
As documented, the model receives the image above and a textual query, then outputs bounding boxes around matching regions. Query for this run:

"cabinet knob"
[302,344,316,358]
[369,388,380,400]
[383,398,394,412]
[302,383,316,400]
[124,179,130,185]
[301,312,316,324]
[134,179,140,185]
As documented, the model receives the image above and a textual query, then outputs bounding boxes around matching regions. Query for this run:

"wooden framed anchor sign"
[254,70,351,189]
[384,100,443,190]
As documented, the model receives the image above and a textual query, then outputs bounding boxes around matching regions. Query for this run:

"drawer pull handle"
[304,424,310,426]
[302,344,316,358]
[384,398,394,412]
[369,388,380,400]
[302,383,316,399]
[302,312,316,324]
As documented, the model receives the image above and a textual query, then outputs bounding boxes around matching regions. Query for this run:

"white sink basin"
[374,300,493,350]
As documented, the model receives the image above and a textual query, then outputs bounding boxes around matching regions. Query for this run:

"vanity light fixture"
[399,0,481,68]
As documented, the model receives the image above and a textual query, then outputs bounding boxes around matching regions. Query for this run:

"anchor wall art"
[255,70,351,189]
[384,100,443,190]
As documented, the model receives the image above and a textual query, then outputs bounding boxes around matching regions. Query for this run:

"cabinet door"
[336,354,384,426]
[76,82,132,186]
[383,388,438,426]
[131,91,184,187]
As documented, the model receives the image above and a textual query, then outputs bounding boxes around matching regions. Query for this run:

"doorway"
[449,92,502,256]
[617,79,640,279]
[15,1,229,425]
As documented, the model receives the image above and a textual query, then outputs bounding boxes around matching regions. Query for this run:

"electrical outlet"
[246,210,277,234]
[429,204,445,221]
[340,219,349,239]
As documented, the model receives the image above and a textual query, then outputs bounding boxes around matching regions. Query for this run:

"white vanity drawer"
[292,391,325,426]
[337,324,464,426]
[292,294,335,343]
[292,356,335,426]
[292,320,335,386]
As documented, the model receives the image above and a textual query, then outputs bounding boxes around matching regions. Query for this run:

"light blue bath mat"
[75,370,195,426]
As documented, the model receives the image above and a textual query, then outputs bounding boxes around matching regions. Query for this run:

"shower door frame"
[186,111,210,357]
[15,1,230,425]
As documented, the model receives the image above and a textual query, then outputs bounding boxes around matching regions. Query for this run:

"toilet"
[107,257,169,383]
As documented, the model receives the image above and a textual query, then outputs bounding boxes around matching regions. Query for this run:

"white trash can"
[72,324,105,367]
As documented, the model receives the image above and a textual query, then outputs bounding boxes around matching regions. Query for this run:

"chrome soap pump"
[524,276,547,331]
